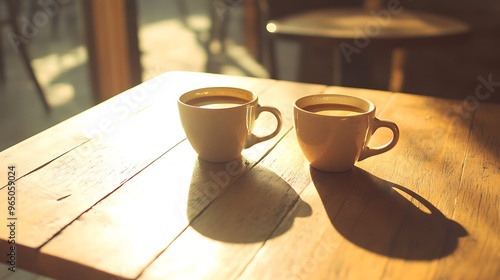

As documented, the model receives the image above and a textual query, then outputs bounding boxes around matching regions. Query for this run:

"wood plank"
[433,103,500,279]
[239,93,474,279]
[16,80,324,279]
[0,72,277,276]
[38,140,240,279]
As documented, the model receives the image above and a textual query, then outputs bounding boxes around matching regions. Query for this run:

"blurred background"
[1,0,500,152]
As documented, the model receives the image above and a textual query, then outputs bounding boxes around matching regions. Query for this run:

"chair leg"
[208,0,230,55]
[389,48,406,92]
[333,45,342,86]
[176,0,188,24]
[259,32,277,79]
[6,0,50,112]
[268,37,279,79]
[205,1,220,72]
[0,26,5,83]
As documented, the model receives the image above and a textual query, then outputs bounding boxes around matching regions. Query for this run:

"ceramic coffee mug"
[294,94,399,172]
[178,87,283,162]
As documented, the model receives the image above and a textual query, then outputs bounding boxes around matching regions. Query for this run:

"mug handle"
[246,105,283,148]
[358,118,400,161]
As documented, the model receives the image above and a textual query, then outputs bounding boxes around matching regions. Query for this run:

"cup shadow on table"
[310,167,468,260]
[186,156,312,243]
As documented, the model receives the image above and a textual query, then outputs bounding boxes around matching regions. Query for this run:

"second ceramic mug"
[178,87,283,162]
[294,94,399,172]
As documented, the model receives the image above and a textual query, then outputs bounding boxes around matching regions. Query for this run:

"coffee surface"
[303,103,365,116]
[187,96,249,108]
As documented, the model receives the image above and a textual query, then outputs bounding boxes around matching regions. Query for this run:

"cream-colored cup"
[294,94,399,172]
[178,87,283,162]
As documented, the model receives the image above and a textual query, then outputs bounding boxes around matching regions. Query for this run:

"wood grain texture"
[433,103,500,279]
[1,72,499,280]
[357,93,473,279]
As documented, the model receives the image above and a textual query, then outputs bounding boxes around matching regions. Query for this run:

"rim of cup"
[294,94,375,117]
[178,87,257,109]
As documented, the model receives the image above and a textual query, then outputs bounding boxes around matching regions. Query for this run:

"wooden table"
[250,1,471,91]
[1,71,499,279]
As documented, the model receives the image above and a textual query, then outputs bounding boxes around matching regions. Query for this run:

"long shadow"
[187,157,312,243]
[310,167,467,260]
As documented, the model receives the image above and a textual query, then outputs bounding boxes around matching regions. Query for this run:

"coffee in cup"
[178,87,283,162]
[185,95,248,109]
[294,94,399,172]
[301,103,366,116]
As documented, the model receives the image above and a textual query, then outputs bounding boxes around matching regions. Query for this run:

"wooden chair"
[0,0,50,111]
[257,0,470,92]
